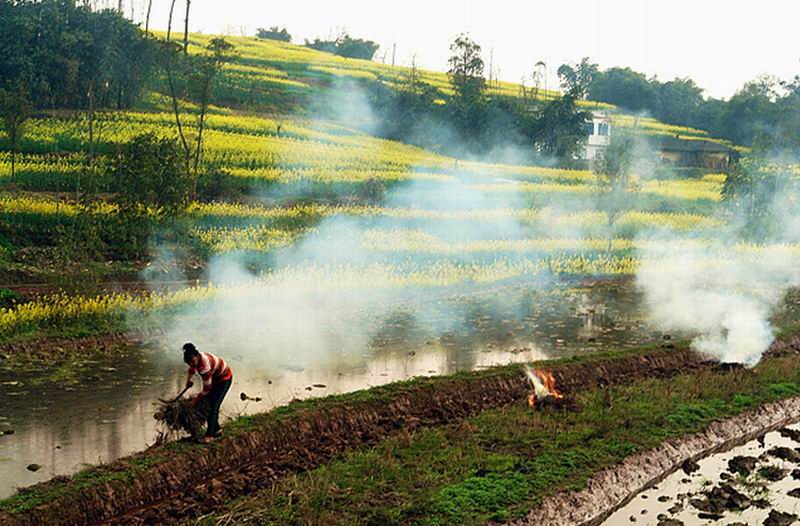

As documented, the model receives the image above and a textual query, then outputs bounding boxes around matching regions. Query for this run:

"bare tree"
[167,0,177,40]
[145,0,153,34]
[183,0,191,54]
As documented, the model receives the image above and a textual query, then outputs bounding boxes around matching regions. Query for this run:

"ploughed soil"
[1,340,797,526]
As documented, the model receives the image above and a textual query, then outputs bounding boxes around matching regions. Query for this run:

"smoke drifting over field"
[149,80,544,371]
[145,80,800,372]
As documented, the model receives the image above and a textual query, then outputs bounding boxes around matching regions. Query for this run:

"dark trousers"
[206,376,232,436]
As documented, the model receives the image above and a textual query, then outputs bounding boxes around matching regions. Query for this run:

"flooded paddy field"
[604,424,800,526]
[0,280,661,498]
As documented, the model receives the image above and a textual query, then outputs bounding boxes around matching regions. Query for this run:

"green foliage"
[721,155,800,240]
[111,133,189,217]
[594,130,640,238]
[0,0,157,110]
[0,287,19,309]
[532,94,589,164]
[557,57,597,99]
[255,26,292,42]
[305,33,380,60]
[429,472,530,524]
[0,83,33,179]
[588,67,657,113]
[447,34,487,135]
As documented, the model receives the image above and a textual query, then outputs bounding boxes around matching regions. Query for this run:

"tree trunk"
[167,0,177,41]
[183,0,191,54]
[88,82,94,166]
[145,0,152,34]
[192,76,212,201]
[117,0,123,14]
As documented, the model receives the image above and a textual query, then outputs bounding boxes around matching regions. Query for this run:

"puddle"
[604,424,800,525]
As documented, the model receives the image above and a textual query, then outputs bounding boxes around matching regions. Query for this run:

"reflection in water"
[0,283,660,498]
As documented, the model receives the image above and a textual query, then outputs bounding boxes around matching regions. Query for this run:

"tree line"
[588,65,800,151]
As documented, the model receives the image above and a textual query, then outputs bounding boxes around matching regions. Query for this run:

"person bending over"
[182,342,233,443]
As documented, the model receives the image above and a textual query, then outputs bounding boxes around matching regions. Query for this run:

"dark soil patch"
[681,458,699,475]
[764,510,798,526]
[759,465,789,482]
[768,446,800,463]
[728,455,758,476]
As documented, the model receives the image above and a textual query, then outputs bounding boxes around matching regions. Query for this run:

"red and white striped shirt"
[188,351,232,396]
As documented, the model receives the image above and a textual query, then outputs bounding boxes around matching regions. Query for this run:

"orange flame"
[525,367,563,409]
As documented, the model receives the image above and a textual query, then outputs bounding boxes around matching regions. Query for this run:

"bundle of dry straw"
[154,398,208,438]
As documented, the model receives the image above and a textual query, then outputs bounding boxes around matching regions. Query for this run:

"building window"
[585,122,595,135]
[597,123,610,136]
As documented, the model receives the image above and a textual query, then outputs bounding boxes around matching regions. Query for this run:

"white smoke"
[635,158,800,365]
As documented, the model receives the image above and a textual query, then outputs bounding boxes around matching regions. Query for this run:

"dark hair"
[182,342,199,364]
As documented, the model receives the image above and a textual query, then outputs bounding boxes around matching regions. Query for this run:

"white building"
[580,111,611,161]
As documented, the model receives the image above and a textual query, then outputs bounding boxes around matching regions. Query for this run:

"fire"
[524,366,563,409]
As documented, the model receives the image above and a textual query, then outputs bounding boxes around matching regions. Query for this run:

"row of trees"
[362,34,590,163]
[588,66,800,150]
[0,0,240,263]
[0,0,158,110]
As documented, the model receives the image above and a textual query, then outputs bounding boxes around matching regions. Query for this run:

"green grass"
[195,354,800,526]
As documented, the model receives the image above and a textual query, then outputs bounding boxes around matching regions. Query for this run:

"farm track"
[0,343,739,526]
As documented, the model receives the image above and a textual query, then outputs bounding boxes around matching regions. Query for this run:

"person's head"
[182,342,200,366]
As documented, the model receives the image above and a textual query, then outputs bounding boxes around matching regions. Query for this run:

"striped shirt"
[188,351,233,396]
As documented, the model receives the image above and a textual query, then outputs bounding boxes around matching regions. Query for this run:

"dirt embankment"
[0,346,709,526]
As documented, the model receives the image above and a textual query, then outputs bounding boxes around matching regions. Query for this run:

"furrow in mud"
[0,346,728,526]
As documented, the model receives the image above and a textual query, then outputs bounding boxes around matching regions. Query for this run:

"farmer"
[182,342,233,443]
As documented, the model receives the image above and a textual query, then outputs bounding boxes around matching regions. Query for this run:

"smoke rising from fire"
[634,156,800,366]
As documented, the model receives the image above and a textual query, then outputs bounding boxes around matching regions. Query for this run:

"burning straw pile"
[524,365,570,410]
[154,398,208,439]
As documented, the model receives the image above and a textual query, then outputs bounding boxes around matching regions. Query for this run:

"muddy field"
[0,345,707,526]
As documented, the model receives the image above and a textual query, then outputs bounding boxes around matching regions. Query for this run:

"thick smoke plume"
[635,158,800,365]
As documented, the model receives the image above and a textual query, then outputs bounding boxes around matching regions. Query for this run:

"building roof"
[651,135,732,153]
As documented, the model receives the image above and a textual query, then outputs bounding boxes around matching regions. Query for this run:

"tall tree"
[532,93,589,164]
[188,37,236,198]
[557,57,597,99]
[593,130,638,255]
[0,85,32,179]
[167,0,177,40]
[159,37,236,201]
[145,0,152,34]
[447,33,487,136]
[183,0,191,54]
